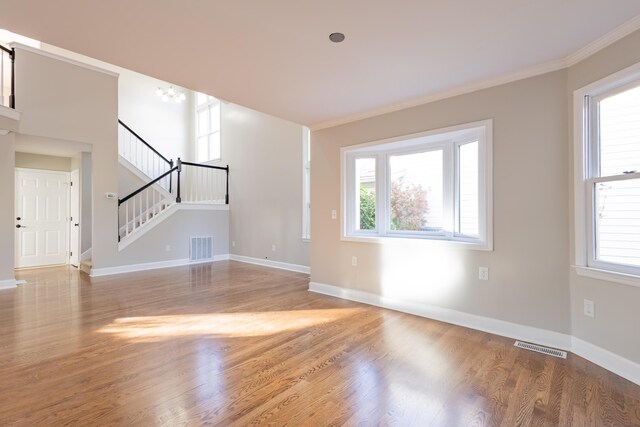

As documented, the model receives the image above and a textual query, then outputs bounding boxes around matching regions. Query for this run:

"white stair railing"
[118,120,173,192]
[180,162,228,204]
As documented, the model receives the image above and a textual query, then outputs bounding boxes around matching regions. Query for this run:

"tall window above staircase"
[196,93,221,162]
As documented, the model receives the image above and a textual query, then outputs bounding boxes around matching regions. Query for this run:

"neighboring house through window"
[574,62,640,286]
[196,92,221,162]
[341,120,493,249]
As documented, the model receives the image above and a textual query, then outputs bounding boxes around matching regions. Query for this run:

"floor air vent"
[190,236,213,262]
[514,341,567,358]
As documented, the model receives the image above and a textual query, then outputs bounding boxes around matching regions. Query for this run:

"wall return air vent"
[514,341,567,359]
[190,236,213,262]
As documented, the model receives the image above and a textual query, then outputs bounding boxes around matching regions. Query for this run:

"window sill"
[341,235,492,251]
[574,266,640,288]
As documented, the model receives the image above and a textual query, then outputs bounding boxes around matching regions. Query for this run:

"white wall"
[118,72,193,162]
[222,102,310,267]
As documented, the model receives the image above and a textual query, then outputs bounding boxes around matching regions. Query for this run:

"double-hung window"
[196,93,221,162]
[342,120,492,249]
[575,64,640,285]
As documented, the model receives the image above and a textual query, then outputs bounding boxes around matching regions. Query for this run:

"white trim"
[90,254,230,277]
[572,337,640,386]
[573,61,640,282]
[565,15,640,67]
[0,279,18,290]
[574,266,640,288]
[310,15,640,132]
[10,43,120,77]
[229,254,310,274]
[309,282,571,351]
[309,281,640,386]
[0,104,21,121]
[118,203,229,250]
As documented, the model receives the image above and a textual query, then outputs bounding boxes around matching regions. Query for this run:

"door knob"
[16,224,25,228]
[74,223,79,227]
[16,217,21,220]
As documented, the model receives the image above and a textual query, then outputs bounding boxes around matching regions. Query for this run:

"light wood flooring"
[0,262,638,426]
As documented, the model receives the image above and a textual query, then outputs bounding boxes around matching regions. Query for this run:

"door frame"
[14,167,71,269]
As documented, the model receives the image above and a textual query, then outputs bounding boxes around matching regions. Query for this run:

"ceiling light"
[157,85,185,103]
[329,32,345,43]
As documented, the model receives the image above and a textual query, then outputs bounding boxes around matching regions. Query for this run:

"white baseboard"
[0,279,18,290]
[309,282,640,386]
[229,254,310,274]
[90,254,230,277]
[309,282,572,351]
[572,337,640,386]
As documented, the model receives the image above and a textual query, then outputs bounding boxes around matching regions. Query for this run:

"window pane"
[459,141,479,236]
[209,132,221,160]
[198,109,208,136]
[209,103,221,131]
[595,177,640,267]
[598,84,640,177]
[356,158,376,230]
[196,92,208,106]
[197,136,208,162]
[389,150,443,232]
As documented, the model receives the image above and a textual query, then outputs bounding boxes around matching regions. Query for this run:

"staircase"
[116,120,229,248]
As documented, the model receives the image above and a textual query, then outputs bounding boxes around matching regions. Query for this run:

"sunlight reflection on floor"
[97,308,362,342]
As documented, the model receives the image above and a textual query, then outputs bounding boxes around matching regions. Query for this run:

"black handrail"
[118,166,177,205]
[181,161,229,172]
[118,119,172,165]
[1,45,15,109]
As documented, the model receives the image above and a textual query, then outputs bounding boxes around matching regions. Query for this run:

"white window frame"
[341,120,493,250]
[302,127,311,241]
[195,94,221,163]
[573,61,640,288]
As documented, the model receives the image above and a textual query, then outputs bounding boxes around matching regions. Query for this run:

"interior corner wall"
[0,132,15,282]
[567,29,640,363]
[311,69,570,334]
[222,103,310,267]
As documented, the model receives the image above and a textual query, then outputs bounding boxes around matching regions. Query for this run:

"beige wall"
[15,151,71,171]
[311,70,570,333]
[0,132,15,282]
[223,103,310,267]
[567,30,640,362]
[14,46,119,270]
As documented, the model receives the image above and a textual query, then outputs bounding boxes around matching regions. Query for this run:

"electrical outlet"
[331,209,337,220]
[272,244,276,252]
[351,256,357,267]
[165,245,171,252]
[479,267,489,280]
[584,299,595,318]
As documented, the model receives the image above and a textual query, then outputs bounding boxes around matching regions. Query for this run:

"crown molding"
[311,15,640,132]
[10,42,120,78]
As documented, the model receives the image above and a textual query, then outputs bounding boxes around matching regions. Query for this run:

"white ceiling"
[1,1,640,128]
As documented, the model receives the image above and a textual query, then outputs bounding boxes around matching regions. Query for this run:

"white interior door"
[15,169,70,269]
[69,169,80,266]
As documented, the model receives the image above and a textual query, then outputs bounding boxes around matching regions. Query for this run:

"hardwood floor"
[1,262,638,426]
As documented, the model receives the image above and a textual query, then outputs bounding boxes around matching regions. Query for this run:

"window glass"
[356,158,376,231]
[595,178,640,267]
[389,150,442,232]
[598,84,640,177]
[458,141,479,236]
